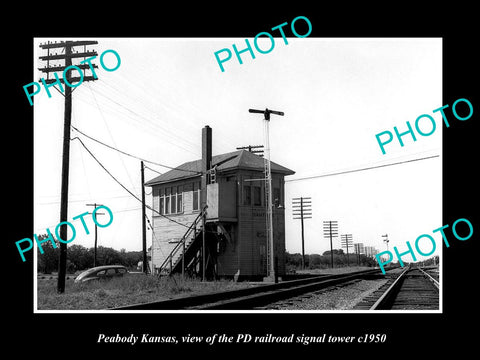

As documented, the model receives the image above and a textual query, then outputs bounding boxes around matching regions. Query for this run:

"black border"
[7,4,478,354]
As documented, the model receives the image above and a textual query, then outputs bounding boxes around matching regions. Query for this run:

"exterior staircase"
[157,207,206,276]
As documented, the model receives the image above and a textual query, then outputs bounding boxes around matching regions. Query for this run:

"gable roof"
[145,150,295,186]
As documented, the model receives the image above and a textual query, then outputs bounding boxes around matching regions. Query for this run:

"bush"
[285,251,377,270]
[36,237,144,274]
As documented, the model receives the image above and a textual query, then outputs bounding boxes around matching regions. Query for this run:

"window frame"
[273,187,281,207]
[253,186,262,206]
[158,185,184,215]
[243,184,251,206]
[193,181,201,211]
[177,185,183,213]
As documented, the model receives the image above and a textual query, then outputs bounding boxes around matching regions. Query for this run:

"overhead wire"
[77,83,195,154]
[285,154,440,183]
[144,164,164,175]
[71,125,202,175]
[71,136,192,229]
[73,136,219,238]
[86,50,242,157]
[83,80,200,156]
[38,194,136,205]
[88,84,138,192]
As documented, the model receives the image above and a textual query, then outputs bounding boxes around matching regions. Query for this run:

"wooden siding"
[233,206,286,276]
[206,180,237,221]
[215,169,287,277]
[215,223,239,275]
[150,179,201,271]
[149,169,287,277]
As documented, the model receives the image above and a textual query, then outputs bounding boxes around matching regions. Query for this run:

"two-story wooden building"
[145,126,294,280]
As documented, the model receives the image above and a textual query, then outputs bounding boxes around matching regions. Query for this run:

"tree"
[67,244,93,270]
[322,249,344,256]
[37,234,59,274]
[285,252,302,270]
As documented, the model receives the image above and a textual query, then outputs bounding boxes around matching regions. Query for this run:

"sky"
[33,37,442,263]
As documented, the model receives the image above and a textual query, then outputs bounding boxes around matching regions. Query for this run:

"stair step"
[159,222,204,274]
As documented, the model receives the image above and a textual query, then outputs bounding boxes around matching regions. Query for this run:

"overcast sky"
[33,37,442,262]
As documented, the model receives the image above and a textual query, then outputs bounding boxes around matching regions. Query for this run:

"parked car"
[74,265,129,283]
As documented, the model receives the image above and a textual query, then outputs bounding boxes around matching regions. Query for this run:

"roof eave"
[144,173,201,187]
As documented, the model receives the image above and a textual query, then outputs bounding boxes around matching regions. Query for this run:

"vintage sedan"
[74,265,129,283]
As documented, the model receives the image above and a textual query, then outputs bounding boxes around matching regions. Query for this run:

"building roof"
[145,150,295,186]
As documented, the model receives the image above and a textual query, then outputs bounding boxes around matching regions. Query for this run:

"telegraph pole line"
[141,161,148,274]
[323,220,338,269]
[86,203,105,267]
[236,145,264,156]
[249,108,284,281]
[292,197,312,269]
[354,243,364,266]
[39,40,98,293]
[341,234,353,267]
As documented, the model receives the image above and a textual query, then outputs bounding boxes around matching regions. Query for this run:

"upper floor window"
[193,181,201,211]
[253,186,262,206]
[159,185,183,215]
[273,187,281,207]
[243,185,251,205]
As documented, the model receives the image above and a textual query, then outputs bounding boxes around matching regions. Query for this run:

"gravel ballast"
[262,278,388,310]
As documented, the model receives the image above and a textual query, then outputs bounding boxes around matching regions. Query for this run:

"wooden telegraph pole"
[323,220,338,269]
[86,203,105,267]
[236,145,264,157]
[340,234,353,267]
[141,161,148,274]
[292,197,312,269]
[38,40,98,293]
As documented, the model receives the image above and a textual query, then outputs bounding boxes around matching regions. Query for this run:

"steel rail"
[113,268,384,310]
[418,267,440,290]
[369,266,410,310]
[190,270,378,310]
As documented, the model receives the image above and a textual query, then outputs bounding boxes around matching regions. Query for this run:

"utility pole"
[249,108,284,281]
[354,243,364,266]
[341,234,353,267]
[141,161,148,274]
[323,220,338,269]
[236,145,264,157]
[86,203,105,267]
[292,197,312,269]
[201,126,212,281]
[39,40,98,293]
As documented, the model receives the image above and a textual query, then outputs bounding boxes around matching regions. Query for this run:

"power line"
[88,84,137,192]
[71,125,202,175]
[38,194,136,205]
[144,164,164,176]
[82,81,201,156]
[72,136,191,229]
[285,154,440,183]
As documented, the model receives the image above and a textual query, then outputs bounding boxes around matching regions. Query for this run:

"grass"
[37,273,257,310]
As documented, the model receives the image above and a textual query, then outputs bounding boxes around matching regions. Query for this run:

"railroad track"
[113,268,386,310]
[354,266,439,310]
